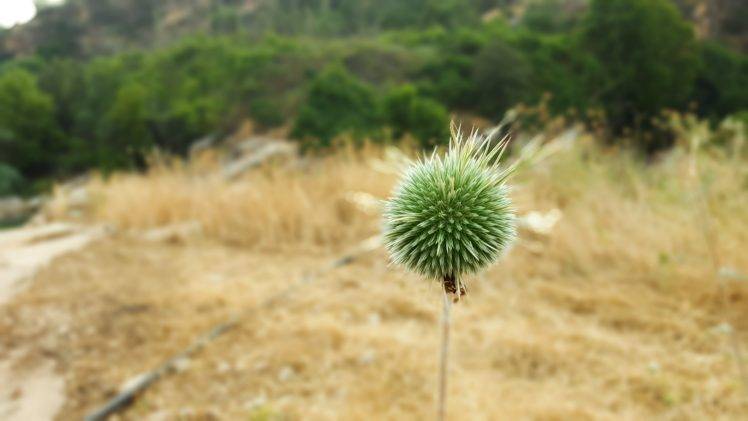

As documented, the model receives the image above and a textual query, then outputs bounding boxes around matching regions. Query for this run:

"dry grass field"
[1,127,747,420]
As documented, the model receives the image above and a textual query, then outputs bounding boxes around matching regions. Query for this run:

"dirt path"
[0,234,744,420]
[0,223,104,421]
[0,352,65,420]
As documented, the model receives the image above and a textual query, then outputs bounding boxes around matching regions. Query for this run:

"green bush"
[513,31,602,114]
[0,163,24,196]
[249,98,285,130]
[472,40,532,118]
[384,85,449,147]
[342,43,414,85]
[98,82,153,171]
[583,0,699,136]
[415,28,489,109]
[522,0,583,33]
[291,66,382,148]
[693,42,748,119]
[0,69,61,178]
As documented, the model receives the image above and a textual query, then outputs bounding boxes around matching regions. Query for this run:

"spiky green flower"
[383,129,516,290]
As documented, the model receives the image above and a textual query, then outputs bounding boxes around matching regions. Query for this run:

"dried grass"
[84,143,399,249]
[5,132,748,419]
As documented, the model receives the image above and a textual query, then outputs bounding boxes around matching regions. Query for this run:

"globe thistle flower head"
[383,127,516,294]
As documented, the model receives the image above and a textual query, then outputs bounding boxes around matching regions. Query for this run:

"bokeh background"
[0,1,747,420]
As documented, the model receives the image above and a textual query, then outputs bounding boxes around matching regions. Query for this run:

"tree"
[583,0,699,137]
[472,40,532,119]
[0,163,23,196]
[0,69,61,178]
[384,85,449,147]
[98,82,153,171]
[514,31,603,114]
[291,66,382,148]
[417,28,487,110]
[693,42,748,119]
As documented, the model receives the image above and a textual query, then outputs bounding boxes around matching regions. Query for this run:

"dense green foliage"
[0,163,24,196]
[384,85,450,147]
[693,42,748,119]
[583,0,699,137]
[0,0,747,193]
[522,0,584,33]
[291,66,383,148]
[472,40,532,119]
[0,69,61,178]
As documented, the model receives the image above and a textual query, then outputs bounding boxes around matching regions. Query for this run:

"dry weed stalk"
[674,113,748,392]
[81,144,395,248]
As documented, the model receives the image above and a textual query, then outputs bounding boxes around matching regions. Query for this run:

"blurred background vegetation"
[0,0,746,195]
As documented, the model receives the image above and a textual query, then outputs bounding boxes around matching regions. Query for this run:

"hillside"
[2,0,747,201]
[2,0,747,59]
[1,0,252,58]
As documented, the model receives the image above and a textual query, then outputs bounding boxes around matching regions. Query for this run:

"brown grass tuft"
[84,143,400,249]
[14,130,747,419]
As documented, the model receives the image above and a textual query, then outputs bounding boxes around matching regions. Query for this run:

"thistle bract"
[383,130,516,287]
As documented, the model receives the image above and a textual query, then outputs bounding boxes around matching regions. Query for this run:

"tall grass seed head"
[383,128,516,293]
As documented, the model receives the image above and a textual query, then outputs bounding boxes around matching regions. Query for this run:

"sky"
[0,0,65,28]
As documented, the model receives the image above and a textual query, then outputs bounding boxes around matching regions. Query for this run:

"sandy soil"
[0,232,746,420]
[0,352,65,420]
[0,223,103,421]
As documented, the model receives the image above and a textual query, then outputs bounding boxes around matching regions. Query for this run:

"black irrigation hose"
[84,236,380,421]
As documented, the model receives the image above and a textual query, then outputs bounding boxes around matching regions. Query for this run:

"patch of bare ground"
[0,231,744,420]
